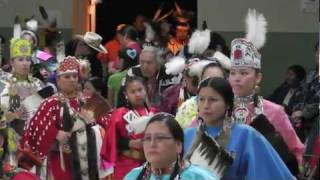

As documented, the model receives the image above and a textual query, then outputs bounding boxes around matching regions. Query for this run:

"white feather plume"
[188,60,213,78]
[245,9,267,49]
[13,23,21,39]
[165,56,186,75]
[188,29,211,55]
[144,22,155,43]
[26,18,38,32]
[211,51,231,70]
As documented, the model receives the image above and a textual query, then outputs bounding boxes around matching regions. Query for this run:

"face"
[175,26,189,41]
[125,81,147,106]
[133,16,145,32]
[139,52,159,78]
[11,56,32,77]
[285,69,297,86]
[39,67,49,81]
[143,121,182,168]
[201,66,225,80]
[198,87,228,125]
[83,81,96,97]
[229,67,261,97]
[57,73,79,94]
[75,40,93,57]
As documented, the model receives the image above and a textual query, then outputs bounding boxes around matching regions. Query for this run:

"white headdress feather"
[13,23,21,39]
[211,51,231,70]
[144,22,155,43]
[26,18,38,32]
[188,60,213,78]
[245,9,267,49]
[188,29,211,55]
[165,56,186,75]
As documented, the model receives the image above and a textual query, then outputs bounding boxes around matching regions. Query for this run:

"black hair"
[201,62,227,80]
[45,30,62,47]
[118,25,138,41]
[118,48,139,71]
[87,76,107,98]
[136,112,184,180]
[287,65,306,82]
[65,38,80,56]
[183,70,199,87]
[208,32,230,57]
[198,77,234,116]
[315,41,319,52]
[124,76,145,91]
[131,14,145,23]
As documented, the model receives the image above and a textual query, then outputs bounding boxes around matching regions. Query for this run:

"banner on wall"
[301,0,319,13]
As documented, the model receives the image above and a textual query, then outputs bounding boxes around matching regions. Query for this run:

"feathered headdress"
[188,29,211,55]
[13,16,22,39]
[25,17,38,33]
[165,56,186,75]
[230,9,267,69]
[209,51,231,70]
[144,22,155,43]
[245,9,267,50]
[21,17,39,48]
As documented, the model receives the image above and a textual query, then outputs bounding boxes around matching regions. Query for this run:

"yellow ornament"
[10,38,32,59]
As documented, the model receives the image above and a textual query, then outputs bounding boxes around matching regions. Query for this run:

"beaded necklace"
[142,160,186,180]
[234,94,264,124]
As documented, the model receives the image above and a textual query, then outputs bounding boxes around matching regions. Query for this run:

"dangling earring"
[223,110,233,131]
[125,95,129,105]
[254,85,260,94]
[177,153,181,163]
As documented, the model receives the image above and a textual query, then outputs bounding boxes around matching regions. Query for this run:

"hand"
[129,139,142,150]
[56,130,71,143]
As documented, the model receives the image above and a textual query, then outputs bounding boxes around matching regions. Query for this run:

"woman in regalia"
[0,39,44,178]
[19,56,111,180]
[228,9,304,175]
[125,113,217,180]
[101,76,157,179]
[184,77,295,180]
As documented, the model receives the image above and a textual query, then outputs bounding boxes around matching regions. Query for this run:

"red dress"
[101,106,157,179]
[20,95,111,179]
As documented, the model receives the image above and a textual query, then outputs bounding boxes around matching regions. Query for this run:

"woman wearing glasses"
[125,113,217,180]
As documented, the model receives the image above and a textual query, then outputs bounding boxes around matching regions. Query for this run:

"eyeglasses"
[141,135,174,145]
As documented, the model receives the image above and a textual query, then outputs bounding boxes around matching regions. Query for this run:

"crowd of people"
[0,6,318,180]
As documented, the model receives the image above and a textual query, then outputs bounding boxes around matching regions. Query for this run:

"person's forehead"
[145,122,170,132]
[230,67,254,71]
[135,16,144,21]
[140,52,155,60]
[59,72,78,77]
